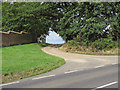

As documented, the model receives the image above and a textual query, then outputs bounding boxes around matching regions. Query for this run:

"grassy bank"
[59,41,119,55]
[2,43,65,83]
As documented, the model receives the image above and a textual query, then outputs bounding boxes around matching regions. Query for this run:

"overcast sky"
[46,31,65,44]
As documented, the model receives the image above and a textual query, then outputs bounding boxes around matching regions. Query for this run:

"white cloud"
[46,31,65,44]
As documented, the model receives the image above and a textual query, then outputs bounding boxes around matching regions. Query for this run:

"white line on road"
[95,81,118,89]
[32,75,56,80]
[64,70,78,74]
[95,65,105,68]
[0,81,19,87]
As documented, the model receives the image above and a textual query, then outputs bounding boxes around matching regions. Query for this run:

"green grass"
[2,43,65,83]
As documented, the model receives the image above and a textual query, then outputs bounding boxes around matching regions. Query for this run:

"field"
[2,43,65,83]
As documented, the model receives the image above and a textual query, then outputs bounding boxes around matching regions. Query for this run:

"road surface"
[1,45,119,89]
[1,64,118,89]
[41,46,118,75]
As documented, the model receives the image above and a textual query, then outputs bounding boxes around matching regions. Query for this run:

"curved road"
[41,46,118,75]
[1,45,119,89]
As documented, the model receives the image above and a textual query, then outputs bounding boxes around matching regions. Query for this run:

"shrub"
[67,40,80,47]
[91,38,118,50]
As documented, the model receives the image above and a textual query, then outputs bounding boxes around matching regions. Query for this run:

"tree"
[2,2,119,44]
[56,2,120,44]
[2,2,61,37]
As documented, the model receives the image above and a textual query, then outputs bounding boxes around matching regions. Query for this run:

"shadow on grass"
[37,43,50,47]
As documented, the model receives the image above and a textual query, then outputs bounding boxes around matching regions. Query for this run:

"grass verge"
[59,43,119,55]
[2,43,65,83]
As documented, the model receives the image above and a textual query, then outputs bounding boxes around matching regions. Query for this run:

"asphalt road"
[2,64,118,89]
[41,46,118,75]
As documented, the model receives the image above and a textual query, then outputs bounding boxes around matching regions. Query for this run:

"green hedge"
[67,38,118,51]
[91,38,118,50]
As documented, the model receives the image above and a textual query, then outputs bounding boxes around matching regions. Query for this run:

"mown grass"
[2,43,65,83]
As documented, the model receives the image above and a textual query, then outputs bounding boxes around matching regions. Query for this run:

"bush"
[68,40,80,47]
[91,38,118,50]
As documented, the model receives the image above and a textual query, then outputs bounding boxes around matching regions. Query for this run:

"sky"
[46,31,65,44]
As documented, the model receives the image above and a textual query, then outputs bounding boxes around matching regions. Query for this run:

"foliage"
[2,2,62,37]
[56,2,120,43]
[67,37,118,51]
[2,2,119,50]
[60,39,118,55]
[91,38,118,50]
[67,40,80,47]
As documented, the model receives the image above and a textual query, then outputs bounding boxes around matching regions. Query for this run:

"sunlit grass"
[2,43,65,83]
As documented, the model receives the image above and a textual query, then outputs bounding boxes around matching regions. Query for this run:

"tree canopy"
[2,2,62,37]
[2,2,120,44]
[56,2,120,42]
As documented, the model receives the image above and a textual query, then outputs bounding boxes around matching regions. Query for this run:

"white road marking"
[64,70,78,74]
[96,81,118,89]
[95,65,105,68]
[0,81,19,87]
[32,75,55,80]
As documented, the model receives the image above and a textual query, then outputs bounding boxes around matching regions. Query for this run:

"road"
[1,45,119,89]
[41,46,118,75]
[1,64,118,89]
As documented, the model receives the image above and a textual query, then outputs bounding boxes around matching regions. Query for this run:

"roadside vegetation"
[59,40,119,55]
[2,2,120,54]
[56,3,119,55]
[2,43,65,83]
[3,2,119,55]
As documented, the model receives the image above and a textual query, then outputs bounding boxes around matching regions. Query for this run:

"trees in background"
[2,2,61,37]
[2,2,119,49]
[55,2,119,50]
[56,2,120,42]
